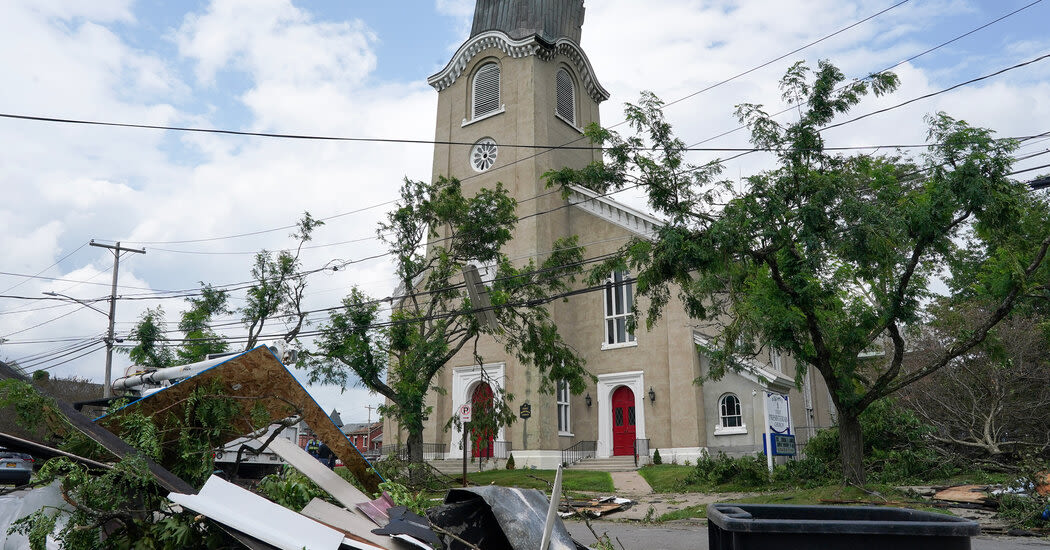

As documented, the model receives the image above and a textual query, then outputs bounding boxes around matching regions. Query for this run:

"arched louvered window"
[472,63,501,119]
[556,68,576,125]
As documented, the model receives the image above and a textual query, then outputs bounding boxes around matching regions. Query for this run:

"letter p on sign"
[458,403,472,423]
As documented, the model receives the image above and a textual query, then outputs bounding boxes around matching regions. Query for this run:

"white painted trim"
[554,111,583,133]
[693,332,794,392]
[652,446,708,464]
[447,363,506,459]
[428,31,610,103]
[713,425,748,436]
[511,450,564,470]
[600,341,638,351]
[567,184,663,239]
[595,371,646,459]
[461,105,506,128]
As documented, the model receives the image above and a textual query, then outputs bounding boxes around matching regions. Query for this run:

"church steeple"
[470,0,585,44]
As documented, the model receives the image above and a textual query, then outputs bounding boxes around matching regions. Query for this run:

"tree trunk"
[838,412,866,485]
[406,420,425,464]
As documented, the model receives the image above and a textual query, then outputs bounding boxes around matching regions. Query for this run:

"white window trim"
[603,271,636,348]
[462,105,506,127]
[601,341,638,351]
[554,111,582,133]
[714,425,748,436]
[718,393,745,433]
[557,379,572,436]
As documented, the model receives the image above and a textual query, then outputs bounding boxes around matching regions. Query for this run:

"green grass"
[652,484,948,522]
[466,469,615,493]
[657,505,708,522]
[638,464,696,493]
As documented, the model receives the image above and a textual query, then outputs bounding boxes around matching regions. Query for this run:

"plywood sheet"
[301,499,394,550]
[99,346,382,493]
[933,485,993,505]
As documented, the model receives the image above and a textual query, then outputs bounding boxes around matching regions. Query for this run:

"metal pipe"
[111,355,229,391]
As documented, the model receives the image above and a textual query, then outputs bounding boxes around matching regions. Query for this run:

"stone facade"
[383,1,834,469]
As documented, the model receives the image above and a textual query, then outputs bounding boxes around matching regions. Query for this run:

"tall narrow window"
[720,394,742,428]
[472,63,500,119]
[557,380,571,434]
[604,271,635,346]
[555,68,576,125]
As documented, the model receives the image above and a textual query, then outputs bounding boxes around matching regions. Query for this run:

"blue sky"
[1,0,1049,421]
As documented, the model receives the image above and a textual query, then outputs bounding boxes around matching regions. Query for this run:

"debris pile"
[0,346,588,549]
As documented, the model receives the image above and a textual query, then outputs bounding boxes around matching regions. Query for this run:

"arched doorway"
[611,386,636,456]
[471,382,495,458]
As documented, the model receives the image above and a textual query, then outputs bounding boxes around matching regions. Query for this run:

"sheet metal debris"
[372,506,440,547]
[358,492,397,527]
[169,475,347,550]
[429,486,581,550]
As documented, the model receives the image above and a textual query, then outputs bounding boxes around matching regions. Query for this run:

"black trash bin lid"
[707,503,980,537]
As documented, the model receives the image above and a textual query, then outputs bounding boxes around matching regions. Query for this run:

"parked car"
[0,448,34,487]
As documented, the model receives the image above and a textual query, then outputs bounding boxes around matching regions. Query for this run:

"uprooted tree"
[305,176,589,464]
[546,60,1050,485]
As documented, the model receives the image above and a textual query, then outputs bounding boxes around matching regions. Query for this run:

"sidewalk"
[604,471,751,522]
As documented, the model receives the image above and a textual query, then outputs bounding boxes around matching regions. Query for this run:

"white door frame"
[448,363,506,458]
[596,371,646,458]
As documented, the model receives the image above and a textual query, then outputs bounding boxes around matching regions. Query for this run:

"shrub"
[505,453,515,470]
[652,449,662,465]
[803,398,955,483]
[684,451,769,488]
[772,455,831,488]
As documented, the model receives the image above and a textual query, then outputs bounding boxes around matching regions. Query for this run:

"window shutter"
[556,69,575,125]
[473,64,500,118]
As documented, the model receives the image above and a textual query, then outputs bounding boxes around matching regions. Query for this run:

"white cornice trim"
[566,184,663,239]
[427,30,610,104]
[693,332,794,392]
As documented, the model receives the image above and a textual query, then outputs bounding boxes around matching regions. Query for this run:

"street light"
[43,291,117,398]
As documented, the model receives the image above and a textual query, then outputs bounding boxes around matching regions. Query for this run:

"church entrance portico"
[596,371,646,458]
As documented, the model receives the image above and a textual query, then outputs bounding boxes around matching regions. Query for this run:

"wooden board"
[932,485,993,505]
[99,347,382,493]
[265,436,371,508]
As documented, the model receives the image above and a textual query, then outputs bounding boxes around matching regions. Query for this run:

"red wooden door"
[611,386,636,456]
[471,383,494,458]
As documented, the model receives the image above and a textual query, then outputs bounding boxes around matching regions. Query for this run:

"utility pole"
[89,240,145,398]
[365,404,377,452]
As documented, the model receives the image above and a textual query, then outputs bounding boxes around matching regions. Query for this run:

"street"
[564,520,1050,550]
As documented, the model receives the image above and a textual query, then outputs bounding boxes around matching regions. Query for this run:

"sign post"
[519,402,531,451]
[458,403,472,487]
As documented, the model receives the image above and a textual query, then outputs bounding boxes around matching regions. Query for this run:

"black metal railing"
[561,440,596,466]
[379,443,447,460]
[634,438,650,467]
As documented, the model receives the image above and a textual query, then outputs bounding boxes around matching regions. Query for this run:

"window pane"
[607,320,615,344]
[625,279,633,310]
[556,69,575,125]
[614,408,624,426]
[616,318,626,342]
[614,280,624,314]
[627,407,635,426]
[605,284,613,316]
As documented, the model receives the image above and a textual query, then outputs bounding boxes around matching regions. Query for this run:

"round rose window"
[470,138,498,172]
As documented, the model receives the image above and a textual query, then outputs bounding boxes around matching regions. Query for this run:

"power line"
[687,0,1045,149]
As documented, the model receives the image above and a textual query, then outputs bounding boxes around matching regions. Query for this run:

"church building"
[386,0,836,469]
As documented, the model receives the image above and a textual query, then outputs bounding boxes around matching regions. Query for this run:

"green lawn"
[466,469,615,493]
[653,484,947,522]
[638,464,695,493]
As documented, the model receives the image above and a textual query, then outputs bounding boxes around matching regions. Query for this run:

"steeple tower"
[427,0,608,263]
